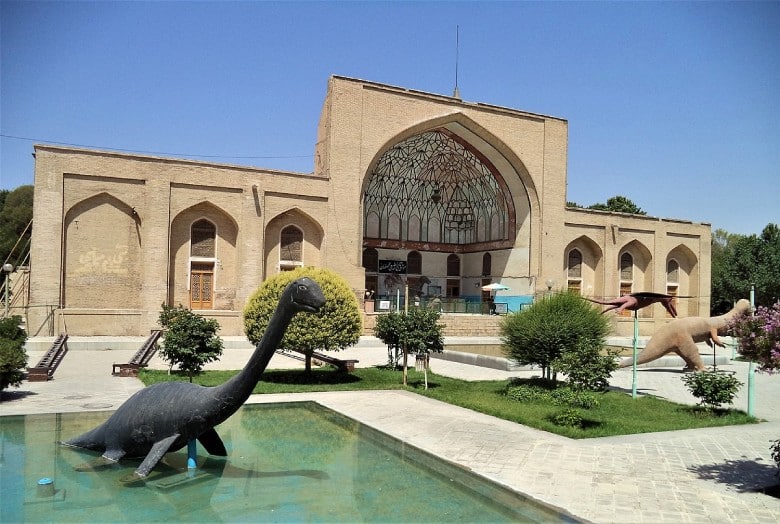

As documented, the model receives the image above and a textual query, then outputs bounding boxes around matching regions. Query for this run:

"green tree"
[243,267,362,373]
[588,195,646,215]
[711,223,780,314]
[158,304,224,382]
[0,315,28,392]
[374,308,445,385]
[0,185,33,267]
[500,290,610,381]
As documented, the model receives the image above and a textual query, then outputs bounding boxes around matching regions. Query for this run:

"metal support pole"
[747,362,755,417]
[187,439,197,469]
[632,310,638,399]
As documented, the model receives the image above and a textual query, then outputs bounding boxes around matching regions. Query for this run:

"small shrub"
[553,339,620,391]
[158,304,223,382]
[550,408,584,427]
[506,384,549,402]
[0,315,27,392]
[549,388,600,409]
[681,369,743,410]
[771,439,780,478]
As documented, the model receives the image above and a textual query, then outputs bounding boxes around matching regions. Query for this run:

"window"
[407,251,422,275]
[280,225,303,271]
[362,248,379,272]
[446,254,460,277]
[618,252,634,317]
[189,219,216,310]
[666,259,679,318]
[567,249,582,295]
[191,219,216,258]
[482,253,492,277]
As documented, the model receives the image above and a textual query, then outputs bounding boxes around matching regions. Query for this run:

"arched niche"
[666,244,699,316]
[63,193,141,308]
[169,202,238,309]
[563,235,603,297]
[264,208,324,279]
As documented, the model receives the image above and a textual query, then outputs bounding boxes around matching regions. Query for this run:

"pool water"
[1,402,573,522]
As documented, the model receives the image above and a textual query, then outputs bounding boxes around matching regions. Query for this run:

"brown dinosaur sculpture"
[619,299,751,371]
[586,292,688,317]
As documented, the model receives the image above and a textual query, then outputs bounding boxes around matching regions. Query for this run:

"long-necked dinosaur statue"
[619,299,751,371]
[62,277,326,477]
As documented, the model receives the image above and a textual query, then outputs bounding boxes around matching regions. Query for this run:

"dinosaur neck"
[211,300,297,409]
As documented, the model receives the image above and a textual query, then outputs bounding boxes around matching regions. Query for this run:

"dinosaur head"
[287,277,326,313]
[732,299,751,316]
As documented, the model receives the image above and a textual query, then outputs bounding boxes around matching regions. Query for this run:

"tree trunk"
[305,353,312,373]
[402,345,408,386]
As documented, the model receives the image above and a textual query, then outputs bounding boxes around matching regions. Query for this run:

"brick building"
[27,75,711,338]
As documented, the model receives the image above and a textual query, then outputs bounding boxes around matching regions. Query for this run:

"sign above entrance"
[379,260,407,274]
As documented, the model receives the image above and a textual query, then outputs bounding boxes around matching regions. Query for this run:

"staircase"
[27,334,69,381]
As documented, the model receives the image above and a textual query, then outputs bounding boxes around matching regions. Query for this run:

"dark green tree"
[501,290,610,382]
[711,223,780,314]
[0,315,28,392]
[158,304,224,382]
[243,267,362,373]
[588,195,646,215]
[0,185,33,267]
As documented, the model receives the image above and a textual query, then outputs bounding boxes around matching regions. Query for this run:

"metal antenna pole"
[453,25,461,99]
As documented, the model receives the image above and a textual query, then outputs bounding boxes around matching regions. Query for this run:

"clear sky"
[1,1,777,235]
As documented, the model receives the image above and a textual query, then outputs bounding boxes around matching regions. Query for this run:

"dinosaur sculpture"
[62,277,326,477]
[619,299,751,371]
[586,292,687,317]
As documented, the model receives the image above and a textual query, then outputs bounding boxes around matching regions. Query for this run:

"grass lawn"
[139,366,757,439]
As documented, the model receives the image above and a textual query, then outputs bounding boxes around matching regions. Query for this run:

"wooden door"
[190,263,214,310]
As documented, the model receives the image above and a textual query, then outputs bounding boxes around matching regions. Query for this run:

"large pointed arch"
[63,192,141,308]
[361,113,536,254]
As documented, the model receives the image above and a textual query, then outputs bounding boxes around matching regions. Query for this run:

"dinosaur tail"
[62,423,107,452]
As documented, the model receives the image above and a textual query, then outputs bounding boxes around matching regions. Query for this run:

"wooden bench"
[27,334,69,382]
[311,351,359,372]
[285,348,358,372]
[112,330,163,377]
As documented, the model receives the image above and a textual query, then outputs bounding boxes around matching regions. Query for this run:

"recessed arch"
[169,201,239,310]
[63,192,141,308]
[361,113,536,256]
[666,244,700,316]
[264,207,324,278]
[564,235,604,297]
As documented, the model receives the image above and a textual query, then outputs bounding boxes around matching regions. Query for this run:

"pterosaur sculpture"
[618,299,751,371]
[62,277,325,477]
[586,292,687,317]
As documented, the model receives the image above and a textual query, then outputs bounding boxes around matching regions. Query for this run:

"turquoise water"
[1,402,573,522]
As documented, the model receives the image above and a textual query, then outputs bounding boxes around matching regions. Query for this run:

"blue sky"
[1,1,777,235]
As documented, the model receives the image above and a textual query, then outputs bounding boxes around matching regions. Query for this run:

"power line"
[0,133,313,161]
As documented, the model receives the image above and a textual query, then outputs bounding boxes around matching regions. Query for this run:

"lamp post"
[545,279,554,297]
[2,263,13,317]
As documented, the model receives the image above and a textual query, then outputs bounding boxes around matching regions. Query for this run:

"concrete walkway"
[2,339,780,523]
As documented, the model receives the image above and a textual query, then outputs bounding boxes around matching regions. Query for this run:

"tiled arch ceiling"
[363,128,515,252]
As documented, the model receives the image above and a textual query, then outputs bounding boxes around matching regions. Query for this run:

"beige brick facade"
[28,76,710,338]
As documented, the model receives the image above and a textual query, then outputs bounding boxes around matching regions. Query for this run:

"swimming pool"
[1,402,574,522]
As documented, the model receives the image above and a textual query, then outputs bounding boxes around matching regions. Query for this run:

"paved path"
[2,340,780,523]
